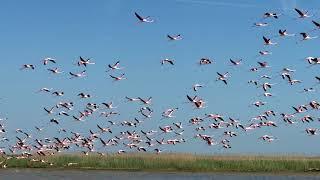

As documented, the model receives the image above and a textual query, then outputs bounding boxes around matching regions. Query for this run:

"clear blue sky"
[0,0,320,154]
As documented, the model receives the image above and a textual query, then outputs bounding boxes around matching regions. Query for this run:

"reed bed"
[1,153,320,172]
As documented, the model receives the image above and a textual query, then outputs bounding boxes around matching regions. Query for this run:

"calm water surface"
[1,169,320,180]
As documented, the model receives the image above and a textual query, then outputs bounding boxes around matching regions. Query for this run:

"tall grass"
[1,153,320,172]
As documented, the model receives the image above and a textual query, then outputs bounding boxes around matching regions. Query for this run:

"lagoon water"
[1,169,320,180]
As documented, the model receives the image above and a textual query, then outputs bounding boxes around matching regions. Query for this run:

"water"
[1,169,320,180]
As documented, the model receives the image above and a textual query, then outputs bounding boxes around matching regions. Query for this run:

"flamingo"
[101,102,117,109]
[162,108,178,118]
[306,128,317,135]
[20,64,35,70]
[257,61,270,68]
[253,22,268,27]
[199,58,212,65]
[47,68,63,74]
[294,8,311,18]
[216,72,230,85]
[161,58,174,65]
[261,82,275,92]
[42,58,56,65]
[264,12,280,19]
[263,36,277,45]
[134,12,154,23]
[125,96,140,102]
[38,88,52,93]
[300,32,317,41]
[138,97,152,105]
[192,84,203,91]
[77,56,95,67]
[107,61,123,71]
[110,74,126,81]
[167,34,182,41]
[252,101,266,107]
[259,51,272,56]
[279,29,295,37]
[78,93,91,99]
[69,70,86,78]
[301,88,315,93]
[229,59,243,66]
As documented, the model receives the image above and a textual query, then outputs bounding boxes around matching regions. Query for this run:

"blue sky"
[0,0,320,154]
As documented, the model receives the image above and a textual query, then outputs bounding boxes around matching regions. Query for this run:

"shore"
[1,153,320,173]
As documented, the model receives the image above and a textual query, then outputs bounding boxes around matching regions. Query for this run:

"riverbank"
[1,153,320,173]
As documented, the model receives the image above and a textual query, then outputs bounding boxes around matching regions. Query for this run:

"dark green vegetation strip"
[1,153,320,172]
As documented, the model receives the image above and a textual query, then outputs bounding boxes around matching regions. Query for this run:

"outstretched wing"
[135,12,144,21]
[294,8,304,16]
[230,59,236,65]
[312,20,320,27]
[217,72,223,77]
[167,35,174,40]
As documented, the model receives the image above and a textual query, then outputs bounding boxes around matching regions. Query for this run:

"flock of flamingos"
[0,7,320,167]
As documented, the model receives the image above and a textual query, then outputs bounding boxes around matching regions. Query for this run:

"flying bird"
[253,22,268,27]
[134,12,154,23]
[216,72,230,85]
[263,36,277,45]
[167,34,183,41]
[294,8,311,18]
[300,32,317,41]
[110,74,126,81]
[229,59,243,66]
[47,68,63,74]
[69,70,86,78]
[77,56,95,67]
[192,84,203,91]
[20,64,35,70]
[264,12,280,19]
[42,58,56,65]
[199,58,212,65]
[107,61,123,71]
[278,29,295,37]
[161,58,174,65]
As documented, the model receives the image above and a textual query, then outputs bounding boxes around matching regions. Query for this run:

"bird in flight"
[167,34,183,41]
[216,72,230,85]
[110,74,126,81]
[134,12,154,23]
[107,61,123,72]
[42,58,56,65]
[77,56,95,67]
[261,82,275,92]
[192,84,203,92]
[161,58,174,65]
[259,51,272,56]
[199,58,212,65]
[37,87,53,93]
[278,29,295,37]
[257,61,270,68]
[294,8,311,18]
[263,12,280,19]
[69,70,86,78]
[263,36,277,45]
[20,64,35,70]
[229,59,243,66]
[300,32,317,41]
[47,68,63,74]
[253,22,268,27]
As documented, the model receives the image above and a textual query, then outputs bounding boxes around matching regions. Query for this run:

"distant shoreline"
[1,153,320,173]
